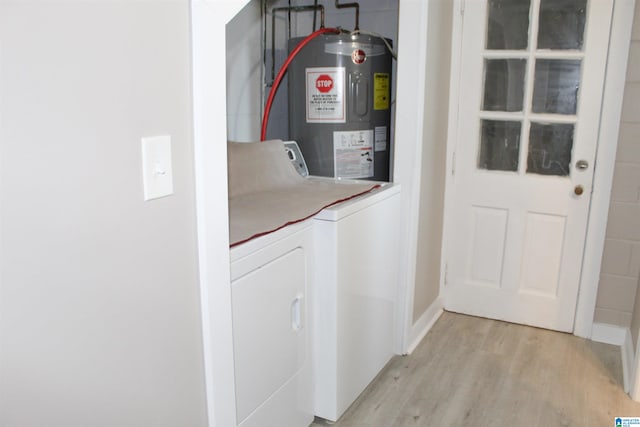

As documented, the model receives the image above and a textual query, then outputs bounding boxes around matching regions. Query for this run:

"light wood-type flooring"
[311,311,640,427]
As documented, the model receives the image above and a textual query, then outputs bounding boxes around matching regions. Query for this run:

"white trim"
[394,0,430,354]
[439,0,464,305]
[405,298,444,355]
[591,322,627,346]
[631,330,640,401]
[191,1,253,426]
[591,323,634,394]
[622,328,634,394]
[573,0,636,338]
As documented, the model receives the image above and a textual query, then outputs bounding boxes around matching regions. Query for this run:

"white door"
[444,0,614,332]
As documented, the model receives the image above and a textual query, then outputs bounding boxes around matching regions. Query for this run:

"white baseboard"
[591,322,627,346]
[631,335,640,401]
[405,297,443,355]
[591,322,634,394]
[622,328,634,393]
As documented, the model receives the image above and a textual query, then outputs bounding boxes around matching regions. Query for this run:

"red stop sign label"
[316,74,334,93]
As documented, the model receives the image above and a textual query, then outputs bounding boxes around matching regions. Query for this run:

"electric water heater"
[288,33,393,182]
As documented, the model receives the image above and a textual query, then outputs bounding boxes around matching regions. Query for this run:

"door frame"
[191,1,248,426]
[193,0,438,424]
[440,0,636,338]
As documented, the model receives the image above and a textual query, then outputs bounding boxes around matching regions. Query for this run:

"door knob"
[574,185,584,196]
[576,160,589,171]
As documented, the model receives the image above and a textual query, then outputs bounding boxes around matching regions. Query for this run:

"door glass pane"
[478,120,521,172]
[483,59,527,112]
[532,59,581,115]
[538,0,587,50]
[487,0,531,50]
[527,122,574,176]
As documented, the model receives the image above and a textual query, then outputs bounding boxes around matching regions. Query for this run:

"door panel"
[468,206,508,287]
[445,0,613,332]
[519,212,566,297]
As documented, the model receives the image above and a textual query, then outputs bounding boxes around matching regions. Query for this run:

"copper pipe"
[335,0,360,31]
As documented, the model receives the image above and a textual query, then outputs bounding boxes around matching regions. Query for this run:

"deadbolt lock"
[574,185,584,196]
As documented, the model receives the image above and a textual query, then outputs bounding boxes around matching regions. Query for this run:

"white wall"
[0,1,208,426]
[227,0,263,142]
[595,3,640,328]
[412,0,453,323]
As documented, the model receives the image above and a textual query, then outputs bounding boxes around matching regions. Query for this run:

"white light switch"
[142,135,173,201]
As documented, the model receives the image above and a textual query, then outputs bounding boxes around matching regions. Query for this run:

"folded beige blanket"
[228,140,380,247]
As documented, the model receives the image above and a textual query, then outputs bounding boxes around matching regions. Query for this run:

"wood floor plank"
[310,311,640,427]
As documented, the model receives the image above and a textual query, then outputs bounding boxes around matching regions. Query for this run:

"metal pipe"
[287,0,292,40]
[270,5,325,84]
[262,0,267,113]
[312,0,319,32]
[334,0,359,31]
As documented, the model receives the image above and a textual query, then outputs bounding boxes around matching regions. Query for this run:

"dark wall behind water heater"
[287,33,393,182]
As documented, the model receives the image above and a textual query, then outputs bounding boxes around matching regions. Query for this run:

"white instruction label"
[306,67,346,123]
[374,126,387,152]
[333,130,374,179]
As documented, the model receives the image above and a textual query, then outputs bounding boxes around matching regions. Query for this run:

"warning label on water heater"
[374,73,390,110]
[333,130,374,179]
[306,67,346,123]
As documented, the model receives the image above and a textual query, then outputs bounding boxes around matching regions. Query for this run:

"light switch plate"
[142,135,173,201]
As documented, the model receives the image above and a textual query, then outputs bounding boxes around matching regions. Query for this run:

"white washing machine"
[312,183,401,421]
